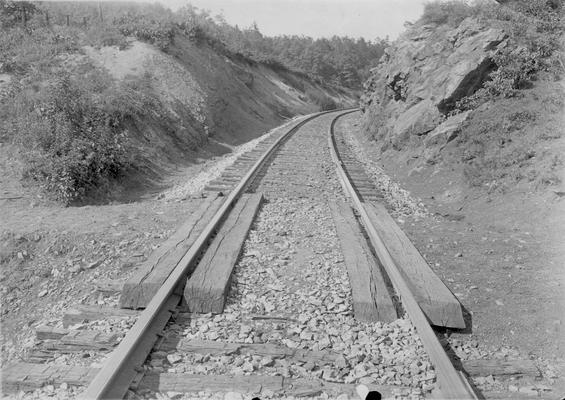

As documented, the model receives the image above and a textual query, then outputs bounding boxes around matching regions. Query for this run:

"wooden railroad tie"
[119,195,224,309]
[364,203,465,329]
[160,339,340,365]
[1,363,404,397]
[1,356,540,395]
[329,200,397,322]
[184,193,263,314]
[63,305,138,327]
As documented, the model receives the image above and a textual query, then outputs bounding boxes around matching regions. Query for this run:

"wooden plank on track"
[39,330,120,351]
[63,305,138,327]
[35,326,68,340]
[288,378,408,398]
[160,339,339,365]
[184,193,263,313]
[138,373,284,394]
[0,364,407,397]
[329,200,397,322]
[120,196,223,309]
[462,359,540,377]
[1,363,98,393]
[364,203,465,329]
[138,373,408,397]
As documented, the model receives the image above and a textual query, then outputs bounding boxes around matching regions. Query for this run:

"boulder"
[361,17,507,149]
[425,110,472,147]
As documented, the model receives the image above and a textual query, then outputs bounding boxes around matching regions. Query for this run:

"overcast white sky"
[160,0,427,40]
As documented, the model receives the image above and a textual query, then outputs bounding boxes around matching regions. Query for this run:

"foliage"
[437,0,565,111]
[421,0,475,26]
[0,0,38,29]
[1,69,162,204]
[175,5,388,88]
[113,12,176,51]
[11,1,387,88]
[0,24,80,74]
[83,23,128,49]
[1,0,378,202]
[305,88,338,111]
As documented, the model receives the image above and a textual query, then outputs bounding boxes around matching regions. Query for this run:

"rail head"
[80,109,346,399]
[328,110,478,400]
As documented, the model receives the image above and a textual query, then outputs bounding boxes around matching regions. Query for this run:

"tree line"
[1,1,388,89]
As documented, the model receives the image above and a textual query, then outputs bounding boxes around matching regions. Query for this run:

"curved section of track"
[329,111,478,400]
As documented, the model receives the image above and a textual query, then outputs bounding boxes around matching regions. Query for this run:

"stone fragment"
[224,392,244,400]
[166,354,182,364]
[519,386,539,396]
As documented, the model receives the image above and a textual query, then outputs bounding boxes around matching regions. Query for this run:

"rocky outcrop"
[361,18,507,150]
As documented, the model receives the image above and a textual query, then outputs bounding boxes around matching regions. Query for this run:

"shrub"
[420,1,474,26]
[84,23,128,49]
[453,0,564,111]
[0,25,79,74]
[1,69,164,204]
[306,88,338,111]
[114,13,175,50]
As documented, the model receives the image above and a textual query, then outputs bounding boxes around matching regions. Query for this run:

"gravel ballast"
[138,112,436,399]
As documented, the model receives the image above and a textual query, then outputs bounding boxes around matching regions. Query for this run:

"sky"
[160,0,428,40]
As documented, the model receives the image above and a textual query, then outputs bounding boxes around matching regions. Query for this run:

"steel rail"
[328,110,478,400]
[80,110,342,399]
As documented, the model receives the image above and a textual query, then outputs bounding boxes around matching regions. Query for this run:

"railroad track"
[3,110,483,400]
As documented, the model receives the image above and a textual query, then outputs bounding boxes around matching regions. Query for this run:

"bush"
[452,0,564,111]
[306,88,338,111]
[1,69,164,204]
[0,25,79,74]
[84,23,128,49]
[114,13,175,50]
[420,1,474,26]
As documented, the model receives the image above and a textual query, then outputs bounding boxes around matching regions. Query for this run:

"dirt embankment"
[80,36,357,202]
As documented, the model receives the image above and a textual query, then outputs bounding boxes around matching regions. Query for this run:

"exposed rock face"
[361,18,507,150]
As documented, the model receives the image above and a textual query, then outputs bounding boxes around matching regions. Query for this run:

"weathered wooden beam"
[93,279,123,294]
[63,305,138,327]
[1,365,406,397]
[31,329,121,359]
[138,373,406,398]
[120,196,223,309]
[184,193,263,313]
[160,339,339,365]
[1,363,98,393]
[35,326,68,340]
[462,359,540,377]
[138,372,283,394]
[329,200,397,322]
[288,378,407,398]
[364,203,465,329]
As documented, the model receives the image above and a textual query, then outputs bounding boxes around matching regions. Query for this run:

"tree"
[1,0,37,28]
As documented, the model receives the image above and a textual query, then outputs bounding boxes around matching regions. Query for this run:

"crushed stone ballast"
[2,110,479,400]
